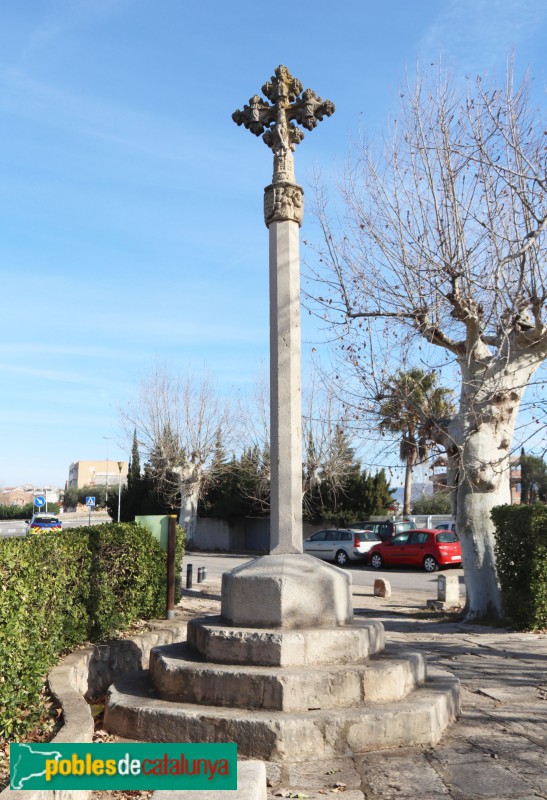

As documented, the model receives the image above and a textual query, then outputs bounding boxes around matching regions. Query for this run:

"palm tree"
[378,369,454,516]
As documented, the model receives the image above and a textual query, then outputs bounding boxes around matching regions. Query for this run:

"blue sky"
[1,0,546,488]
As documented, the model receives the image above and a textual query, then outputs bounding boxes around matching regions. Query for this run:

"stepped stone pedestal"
[104,555,460,758]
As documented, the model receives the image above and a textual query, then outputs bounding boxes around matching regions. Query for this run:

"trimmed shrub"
[491,504,547,630]
[0,503,61,520]
[0,522,184,740]
[0,504,34,521]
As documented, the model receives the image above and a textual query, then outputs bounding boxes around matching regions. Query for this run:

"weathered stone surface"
[357,750,450,797]
[264,183,304,226]
[268,219,303,553]
[187,616,385,667]
[153,760,266,800]
[104,669,459,760]
[221,554,353,629]
[150,644,426,710]
[437,574,460,603]
[232,65,334,189]
[373,578,391,598]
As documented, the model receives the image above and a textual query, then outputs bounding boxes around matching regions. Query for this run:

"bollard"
[186,564,193,589]
[166,516,177,620]
[202,567,207,582]
[197,566,203,583]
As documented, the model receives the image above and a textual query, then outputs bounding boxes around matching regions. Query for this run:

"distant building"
[0,489,34,506]
[0,486,61,506]
[430,455,521,504]
[67,460,128,490]
[509,458,521,504]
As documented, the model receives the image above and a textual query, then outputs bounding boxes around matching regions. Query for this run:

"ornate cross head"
[233,65,335,185]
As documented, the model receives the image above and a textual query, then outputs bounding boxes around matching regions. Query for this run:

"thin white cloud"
[0,68,196,163]
[418,0,547,72]
[0,361,117,386]
[0,343,143,360]
[16,0,131,68]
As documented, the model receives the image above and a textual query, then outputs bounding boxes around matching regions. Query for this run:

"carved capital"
[264,183,304,227]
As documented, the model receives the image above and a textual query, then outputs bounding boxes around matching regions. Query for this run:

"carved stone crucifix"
[233,65,335,226]
[233,67,334,555]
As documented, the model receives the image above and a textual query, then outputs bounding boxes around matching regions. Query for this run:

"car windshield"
[394,522,415,533]
[34,516,59,524]
[436,532,459,543]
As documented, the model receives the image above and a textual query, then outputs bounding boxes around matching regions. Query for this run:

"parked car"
[368,528,462,572]
[303,528,382,566]
[435,520,457,534]
[350,519,416,542]
[25,514,63,534]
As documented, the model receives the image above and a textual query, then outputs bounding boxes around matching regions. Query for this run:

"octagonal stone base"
[221,554,352,629]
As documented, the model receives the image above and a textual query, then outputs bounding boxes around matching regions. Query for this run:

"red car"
[368,529,462,572]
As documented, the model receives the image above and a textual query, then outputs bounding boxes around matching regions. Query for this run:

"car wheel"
[335,549,349,567]
[370,553,384,569]
[423,555,438,572]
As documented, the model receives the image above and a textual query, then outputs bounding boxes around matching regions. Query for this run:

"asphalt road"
[0,514,111,537]
[183,551,466,599]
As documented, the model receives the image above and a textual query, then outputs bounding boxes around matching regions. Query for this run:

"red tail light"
[353,533,361,547]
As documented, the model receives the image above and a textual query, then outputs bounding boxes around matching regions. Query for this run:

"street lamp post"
[117,461,123,523]
[103,436,111,508]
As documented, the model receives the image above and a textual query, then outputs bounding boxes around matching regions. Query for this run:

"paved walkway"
[180,580,547,799]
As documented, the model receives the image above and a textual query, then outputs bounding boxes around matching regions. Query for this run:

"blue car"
[25,514,63,534]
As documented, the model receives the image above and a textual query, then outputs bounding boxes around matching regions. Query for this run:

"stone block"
[374,578,391,598]
[104,669,460,759]
[187,617,385,667]
[153,760,266,800]
[438,574,460,604]
[221,554,352,629]
[149,644,424,710]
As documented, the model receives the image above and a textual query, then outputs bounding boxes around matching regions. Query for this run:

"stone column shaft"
[269,220,303,553]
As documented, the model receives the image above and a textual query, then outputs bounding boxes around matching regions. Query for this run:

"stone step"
[104,669,460,760]
[187,616,385,667]
[149,643,426,711]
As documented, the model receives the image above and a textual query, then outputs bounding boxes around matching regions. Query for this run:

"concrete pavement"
[180,576,547,799]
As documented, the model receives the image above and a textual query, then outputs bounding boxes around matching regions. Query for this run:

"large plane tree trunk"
[454,357,537,621]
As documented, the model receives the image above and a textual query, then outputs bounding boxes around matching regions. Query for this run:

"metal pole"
[186,563,193,590]
[166,516,177,620]
[103,436,110,508]
[117,462,123,523]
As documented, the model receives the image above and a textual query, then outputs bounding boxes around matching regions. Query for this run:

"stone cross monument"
[220,67,348,629]
[233,65,334,554]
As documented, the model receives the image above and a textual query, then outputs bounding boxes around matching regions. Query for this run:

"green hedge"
[0,522,184,740]
[491,504,547,630]
[0,503,60,520]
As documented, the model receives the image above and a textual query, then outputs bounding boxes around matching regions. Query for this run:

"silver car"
[303,528,382,567]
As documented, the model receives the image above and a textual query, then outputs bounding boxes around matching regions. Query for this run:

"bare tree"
[301,370,357,510]
[239,366,358,513]
[306,63,546,620]
[123,364,232,546]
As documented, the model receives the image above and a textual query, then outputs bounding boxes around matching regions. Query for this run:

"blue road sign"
[34,496,46,507]
[85,497,96,507]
